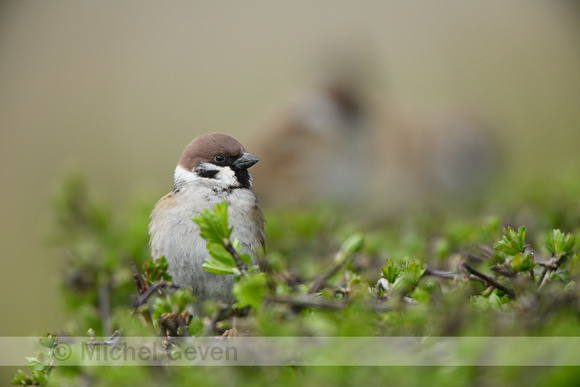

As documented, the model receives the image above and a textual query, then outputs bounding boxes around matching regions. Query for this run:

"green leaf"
[494,226,527,256]
[389,259,425,295]
[381,259,401,283]
[512,252,535,272]
[470,295,490,310]
[195,203,256,276]
[232,272,268,309]
[193,202,231,244]
[143,256,172,285]
[487,291,502,310]
[188,317,204,336]
[340,233,365,255]
[30,370,49,385]
[239,253,252,267]
[570,252,580,275]
[206,242,236,265]
[202,240,254,275]
[546,229,576,256]
[11,369,36,385]
[26,352,48,372]
[564,233,576,253]
[232,239,252,267]
[202,259,234,275]
[38,333,58,349]
[517,226,527,249]
[151,289,196,322]
[403,259,426,284]
[470,290,512,311]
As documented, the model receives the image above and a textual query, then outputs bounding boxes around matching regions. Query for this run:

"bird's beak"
[232,153,259,170]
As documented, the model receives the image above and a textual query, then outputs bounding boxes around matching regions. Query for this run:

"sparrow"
[250,83,374,208]
[148,133,265,305]
[250,38,497,215]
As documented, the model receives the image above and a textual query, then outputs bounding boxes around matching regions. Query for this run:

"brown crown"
[178,133,246,171]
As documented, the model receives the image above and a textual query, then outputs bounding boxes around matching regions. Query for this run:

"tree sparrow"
[250,41,497,214]
[250,84,374,208]
[149,133,265,304]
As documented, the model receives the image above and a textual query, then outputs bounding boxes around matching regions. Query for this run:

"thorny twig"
[86,330,121,349]
[490,264,517,278]
[159,312,191,337]
[131,261,145,294]
[132,280,180,309]
[308,261,345,294]
[130,261,162,333]
[537,253,567,290]
[423,268,486,284]
[308,248,356,294]
[461,263,516,299]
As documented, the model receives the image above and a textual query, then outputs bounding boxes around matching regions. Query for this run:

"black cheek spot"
[197,167,219,179]
[234,169,251,189]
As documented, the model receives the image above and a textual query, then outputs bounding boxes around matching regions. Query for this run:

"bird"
[250,83,374,208]
[148,133,265,305]
[251,87,497,216]
[249,51,497,216]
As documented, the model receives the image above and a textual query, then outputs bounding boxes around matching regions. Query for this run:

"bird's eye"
[214,154,225,162]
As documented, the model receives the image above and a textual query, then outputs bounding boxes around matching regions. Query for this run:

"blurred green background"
[0,0,579,341]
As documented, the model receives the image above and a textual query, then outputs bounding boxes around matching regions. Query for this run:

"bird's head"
[175,133,258,191]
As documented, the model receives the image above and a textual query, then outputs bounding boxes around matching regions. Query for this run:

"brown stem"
[308,261,344,294]
[222,238,247,275]
[264,295,393,314]
[309,248,356,294]
[131,261,144,294]
[132,280,180,309]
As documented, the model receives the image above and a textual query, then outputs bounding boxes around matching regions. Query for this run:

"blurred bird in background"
[250,61,375,207]
[250,36,497,216]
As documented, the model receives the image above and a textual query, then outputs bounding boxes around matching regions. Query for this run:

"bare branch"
[132,280,180,309]
[308,261,344,294]
[461,263,516,299]
[266,295,345,310]
[538,253,567,290]
[490,264,516,278]
[264,295,393,314]
[131,261,144,294]
[423,268,485,284]
[309,248,357,294]
[86,330,121,348]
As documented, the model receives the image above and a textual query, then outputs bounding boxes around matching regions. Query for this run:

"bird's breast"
[148,185,264,302]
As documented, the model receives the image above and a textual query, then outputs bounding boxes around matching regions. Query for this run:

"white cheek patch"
[174,163,239,189]
[174,165,199,184]
[215,165,239,187]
